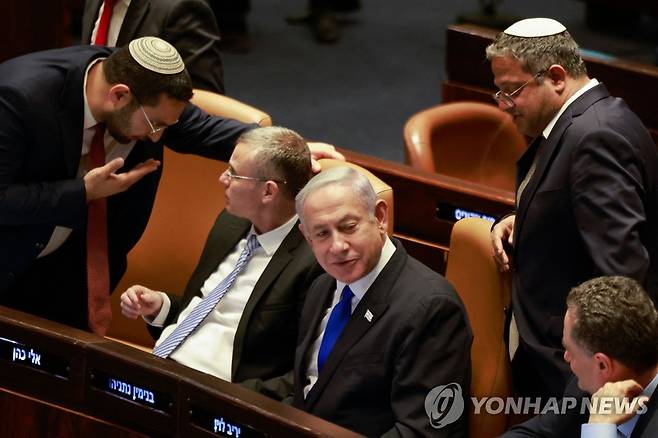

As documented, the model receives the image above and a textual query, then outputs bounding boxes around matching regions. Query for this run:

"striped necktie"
[153,234,260,358]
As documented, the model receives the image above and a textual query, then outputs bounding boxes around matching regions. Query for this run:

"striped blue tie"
[153,234,260,358]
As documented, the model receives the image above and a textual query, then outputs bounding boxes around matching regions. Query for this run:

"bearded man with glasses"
[486,18,658,400]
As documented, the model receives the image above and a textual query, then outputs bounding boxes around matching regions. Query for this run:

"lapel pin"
[364,309,373,322]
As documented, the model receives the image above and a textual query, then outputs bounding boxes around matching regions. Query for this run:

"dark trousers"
[1,232,90,331]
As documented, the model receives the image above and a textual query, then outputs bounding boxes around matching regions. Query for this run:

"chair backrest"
[107,93,272,347]
[191,89,273,126]
[317,158,394,236]
[445,217,513,438]
[404,101,526,192]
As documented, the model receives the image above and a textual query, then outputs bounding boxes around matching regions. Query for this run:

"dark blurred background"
[3,0,657,162]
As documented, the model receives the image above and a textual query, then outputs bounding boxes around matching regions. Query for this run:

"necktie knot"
[244,234,260,257]
[340,285,354,303]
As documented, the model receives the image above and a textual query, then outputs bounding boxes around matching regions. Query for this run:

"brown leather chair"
[107,93,272,348]
[318,158,394,236]
[445,217,513,438]
[404,101,526,192]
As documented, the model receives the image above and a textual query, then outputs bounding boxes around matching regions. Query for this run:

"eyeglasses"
[139,104,166,135]
[223,169,287,184]
[493,71,545,108]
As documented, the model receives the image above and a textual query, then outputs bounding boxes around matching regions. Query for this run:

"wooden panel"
[0,306,363,438]
[0,389,145,438]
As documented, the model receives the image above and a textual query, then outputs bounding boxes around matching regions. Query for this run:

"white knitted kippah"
[504,18,567,38]
[128,37,184,74]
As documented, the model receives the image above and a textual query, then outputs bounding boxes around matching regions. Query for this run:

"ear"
[546,64,567,92]
[107,84,132,109]
[374,199,388,234]
[593,352,614,379]
[261,180,279,204]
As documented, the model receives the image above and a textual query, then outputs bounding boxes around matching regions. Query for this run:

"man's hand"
[588,380,649,425]
[307,142,345,173]
[84,158,161,201]
[120,285,164,319]
[490,214,515,272]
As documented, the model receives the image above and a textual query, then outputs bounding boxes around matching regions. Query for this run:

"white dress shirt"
[150,215,298,381]
[303,236,396,398]
[90,0,132,47]
[581,372,658,438]
[38,57,136,258]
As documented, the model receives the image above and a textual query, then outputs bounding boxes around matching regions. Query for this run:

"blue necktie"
[318,285,354,373]
[153,234,260,358]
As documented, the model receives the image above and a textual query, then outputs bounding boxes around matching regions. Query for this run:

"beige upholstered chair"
[404,101,526,192]
[445,217,513,438]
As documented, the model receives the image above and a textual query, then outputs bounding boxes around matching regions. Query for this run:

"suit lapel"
[630,389,658,437]
[116,0,151,46]
[81,0,103,44]
[185,212,250,304]
[231,222,303,376]
[303,240,406,410]
[57,56,91,176]
[295,276,335,392]
[514,84,610,250]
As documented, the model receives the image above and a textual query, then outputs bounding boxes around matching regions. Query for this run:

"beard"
[105,104,136,144]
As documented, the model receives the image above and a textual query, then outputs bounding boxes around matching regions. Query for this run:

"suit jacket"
[82,0,225,94]
[293,239,472,437]
[0,45,249,328]
[510,83,658,396]
[503,378,658,438]
[148,210,323,398]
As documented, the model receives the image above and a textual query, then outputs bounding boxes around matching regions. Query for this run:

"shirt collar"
[617,372,658,437]
[248,214,298,257]
[542,78,599,139]
[336,236,396,301]
[83,58,105,130]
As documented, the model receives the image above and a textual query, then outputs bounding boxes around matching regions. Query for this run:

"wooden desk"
[0,306,362,438]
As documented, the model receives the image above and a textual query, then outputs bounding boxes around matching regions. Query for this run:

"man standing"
[487,18,658,398]
[504,276,658,437]
[82,0,225,93]
[120,127,322,399]
[293,167,472,436]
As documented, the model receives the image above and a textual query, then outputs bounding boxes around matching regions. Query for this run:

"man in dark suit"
[503,276,658,438]
[82,0,225,94]
[487,18,658,398]
[0,38,338,335]
[292,166,472,436]
[120,127,322,398]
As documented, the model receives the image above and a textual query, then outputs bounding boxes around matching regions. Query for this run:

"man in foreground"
[293,166,472,436]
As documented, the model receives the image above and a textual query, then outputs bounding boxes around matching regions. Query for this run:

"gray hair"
[485,30,587,77]
[295,166,377,226]
[237,126,311,199]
